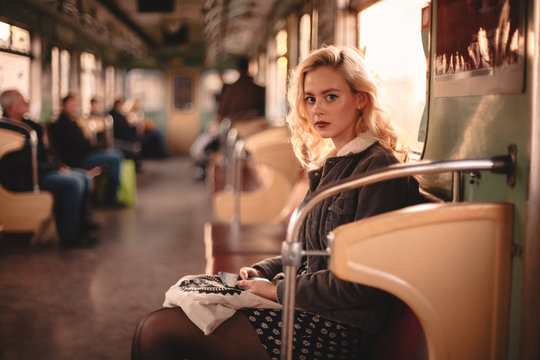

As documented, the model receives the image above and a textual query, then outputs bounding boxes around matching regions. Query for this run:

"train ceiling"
[102,0,280,65]
[3,0,388,68]
[3,0,286,66]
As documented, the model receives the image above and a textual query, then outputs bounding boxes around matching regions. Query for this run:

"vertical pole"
[520,0,540,357]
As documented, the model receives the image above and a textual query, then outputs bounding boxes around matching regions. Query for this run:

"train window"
[125,69,165,113]
[51,47,60,116]
[0,22,8,49]
[256,52,267,85]
[60,50,70,98]
[105,66,115,110]
[51,47,72,116]
[266,29,288,125]
[80,52,98,116]
[10,26,30,54]
[0,22,31,103]
[357,0,429,154]
[0,21,30,54]
[0,52,30,99]
[299,14,311,62]
[200,70,223,126]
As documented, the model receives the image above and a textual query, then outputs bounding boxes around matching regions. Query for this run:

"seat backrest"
[0,123,54,237]
[330,202,513,360]
[371,300,427,360]
[231,117,268,138]
[0,118,40,192]
[0,128,25,159]
[244,126,301,184]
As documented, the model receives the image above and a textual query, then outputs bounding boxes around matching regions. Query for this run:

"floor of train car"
[0,156,210,360]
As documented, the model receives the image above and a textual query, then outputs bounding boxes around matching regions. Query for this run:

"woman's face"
[303,66,367,152]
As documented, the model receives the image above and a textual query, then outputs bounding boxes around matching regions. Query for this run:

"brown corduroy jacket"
[252,142,420,333]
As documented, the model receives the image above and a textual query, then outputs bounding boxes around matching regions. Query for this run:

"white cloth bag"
[164,274,282,335]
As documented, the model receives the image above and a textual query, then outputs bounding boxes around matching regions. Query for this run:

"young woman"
[131,45,420,360]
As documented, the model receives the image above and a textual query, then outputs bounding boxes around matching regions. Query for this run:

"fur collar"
[336,131,378,157]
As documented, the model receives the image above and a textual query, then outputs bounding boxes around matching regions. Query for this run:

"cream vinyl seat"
[212,126,301,224]
[0,126,54,242]
[330,202,512,360]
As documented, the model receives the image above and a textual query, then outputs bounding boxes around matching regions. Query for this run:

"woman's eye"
[305,96,315,104]
[326,94,337,101]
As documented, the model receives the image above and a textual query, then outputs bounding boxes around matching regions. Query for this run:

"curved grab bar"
[280,153,515,360]
[0,117,40,193]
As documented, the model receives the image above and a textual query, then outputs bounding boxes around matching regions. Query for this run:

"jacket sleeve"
[251,255,283,280]
[275,269,389,311]
[56,121,93,154]
[276,156,419,311]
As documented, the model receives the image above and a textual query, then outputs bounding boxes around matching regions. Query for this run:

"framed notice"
[434,0,525,97]
[173,75,194,111]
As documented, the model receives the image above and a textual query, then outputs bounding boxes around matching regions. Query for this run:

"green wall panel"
[423,1,531,358]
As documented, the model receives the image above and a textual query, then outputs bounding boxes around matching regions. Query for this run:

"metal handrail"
[280,154,515,360]
[231,138,246,230]
[227,124,292,228]
[0,117,40,193]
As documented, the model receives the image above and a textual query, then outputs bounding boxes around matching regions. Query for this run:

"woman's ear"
[356,92,369,110]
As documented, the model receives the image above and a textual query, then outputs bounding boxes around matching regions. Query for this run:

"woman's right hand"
[238,267,263,280]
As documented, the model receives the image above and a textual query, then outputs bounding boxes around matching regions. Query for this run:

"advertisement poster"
[434,0,525,97]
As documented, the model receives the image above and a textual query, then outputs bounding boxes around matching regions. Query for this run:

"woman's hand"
[237,267,277,301]
[237,279,277,302]
[238,267,262,280]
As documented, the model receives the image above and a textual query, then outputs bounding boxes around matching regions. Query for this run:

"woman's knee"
[131,307,199,360]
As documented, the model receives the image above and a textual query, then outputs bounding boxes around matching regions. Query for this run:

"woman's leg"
[132,308,271,360]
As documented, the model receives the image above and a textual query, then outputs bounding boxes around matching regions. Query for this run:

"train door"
[167,70,200,154]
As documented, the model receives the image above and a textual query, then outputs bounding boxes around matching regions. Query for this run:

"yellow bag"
[116,159,137,206]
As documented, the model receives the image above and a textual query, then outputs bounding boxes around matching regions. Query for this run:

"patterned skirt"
[239,308,374,360]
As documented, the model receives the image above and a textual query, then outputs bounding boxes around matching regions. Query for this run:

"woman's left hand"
[237,279,277,302]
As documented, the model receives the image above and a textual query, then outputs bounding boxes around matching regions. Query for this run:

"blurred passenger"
[131,46,420,359]
[0,89,99,246]
[51,94,124,207]
[217,57,265,122]
[110,98,168,159]
[90,97,103,116]
[88,98,112,148]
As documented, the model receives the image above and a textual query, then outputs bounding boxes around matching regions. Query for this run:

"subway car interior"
[0,0,539,359]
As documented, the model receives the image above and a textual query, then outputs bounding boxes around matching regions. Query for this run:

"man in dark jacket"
[52,94,123,206]
[0,89,99,245]
[217,57,266,122]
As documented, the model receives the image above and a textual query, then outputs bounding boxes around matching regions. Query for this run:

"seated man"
[89,97,111,147]
[0,89,99,246]
[110,98,167,159]
[51,94,124,207]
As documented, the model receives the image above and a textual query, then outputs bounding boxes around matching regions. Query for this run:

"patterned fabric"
[163,274,281,335]
[240,308,374,360]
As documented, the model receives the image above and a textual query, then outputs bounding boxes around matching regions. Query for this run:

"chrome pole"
[29,130,39,193]
[520,0,540,355]
[225,128,238,193]
[231,139,245,231]
[280,155,514,360]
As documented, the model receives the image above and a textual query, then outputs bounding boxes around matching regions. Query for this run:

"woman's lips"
[315,121,329,128]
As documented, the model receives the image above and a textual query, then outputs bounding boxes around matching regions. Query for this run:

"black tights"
[131,308,271,360]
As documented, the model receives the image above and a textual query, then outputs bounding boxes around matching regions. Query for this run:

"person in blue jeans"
[0,89,99,245]
[51,94,124,206]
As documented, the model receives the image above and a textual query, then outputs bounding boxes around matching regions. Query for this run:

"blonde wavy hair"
[286,45,402,169]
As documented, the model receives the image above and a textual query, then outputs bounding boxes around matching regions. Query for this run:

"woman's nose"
[312,99,324,114]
